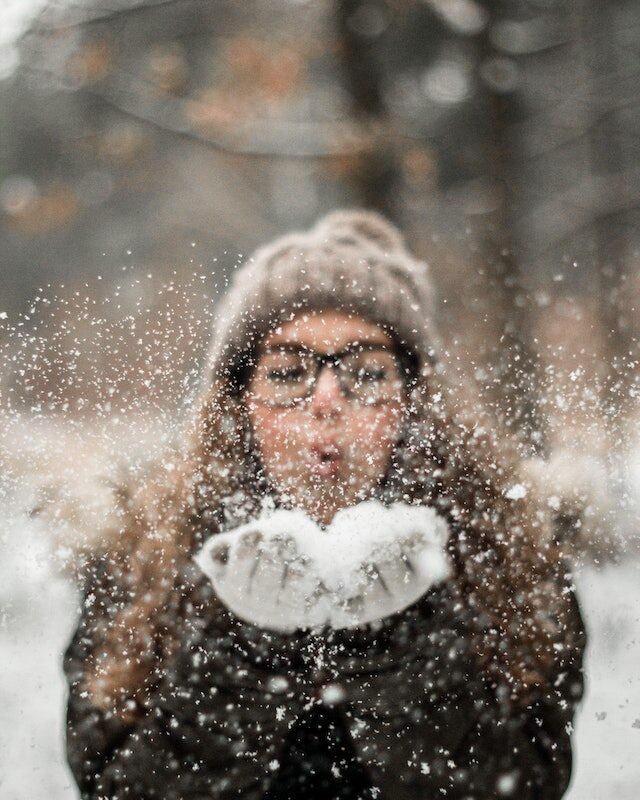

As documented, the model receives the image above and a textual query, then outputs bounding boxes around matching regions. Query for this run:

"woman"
[64,211,585,800]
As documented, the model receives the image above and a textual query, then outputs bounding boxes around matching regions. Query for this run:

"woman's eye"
[357,367,386,382]
[268,366,305,382]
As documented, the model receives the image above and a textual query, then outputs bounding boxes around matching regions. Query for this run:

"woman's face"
[244,310,408,526]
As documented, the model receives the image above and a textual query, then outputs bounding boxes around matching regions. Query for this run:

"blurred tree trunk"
[582,0,632,424]
[581,0,634,518]
[335,0,395,219]
[473,0,546,456]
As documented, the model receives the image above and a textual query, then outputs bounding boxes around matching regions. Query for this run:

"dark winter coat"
[64,560,586,800]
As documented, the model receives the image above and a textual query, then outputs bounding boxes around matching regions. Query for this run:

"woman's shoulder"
[64,552,129,657]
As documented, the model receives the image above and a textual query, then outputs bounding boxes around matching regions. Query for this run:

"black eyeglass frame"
[247,341,414,407]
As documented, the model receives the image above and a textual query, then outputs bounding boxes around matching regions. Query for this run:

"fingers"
[343,541,431,626]
[373,552,416,595]
[232,528,265,590]
[196,527,320,631]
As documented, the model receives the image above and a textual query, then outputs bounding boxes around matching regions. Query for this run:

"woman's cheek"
[354,405,402,443]
[345,406,403,474]
[253,409,310,477]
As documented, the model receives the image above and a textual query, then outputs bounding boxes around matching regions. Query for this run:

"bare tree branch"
[26,0,205,35]
[22,62,379,159]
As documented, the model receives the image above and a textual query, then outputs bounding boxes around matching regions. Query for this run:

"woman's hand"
[196,526,325,631]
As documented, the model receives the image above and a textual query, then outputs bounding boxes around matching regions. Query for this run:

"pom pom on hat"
[313,209,408,254]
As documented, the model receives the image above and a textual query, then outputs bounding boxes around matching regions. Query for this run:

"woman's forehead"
[264,310,393,352]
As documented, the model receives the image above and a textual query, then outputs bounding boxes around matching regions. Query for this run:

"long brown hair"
[82,360,571,722]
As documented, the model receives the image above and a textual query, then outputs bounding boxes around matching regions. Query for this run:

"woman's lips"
[310,442,342,478]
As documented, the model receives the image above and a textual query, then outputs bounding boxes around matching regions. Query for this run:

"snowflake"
[504,484,527,500]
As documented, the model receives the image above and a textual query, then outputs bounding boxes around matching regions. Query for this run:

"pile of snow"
[195,500,452,631]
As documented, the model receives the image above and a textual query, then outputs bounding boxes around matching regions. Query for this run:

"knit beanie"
[207,210,440,384]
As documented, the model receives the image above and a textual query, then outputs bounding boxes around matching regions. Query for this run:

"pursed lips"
[309,442,342,477]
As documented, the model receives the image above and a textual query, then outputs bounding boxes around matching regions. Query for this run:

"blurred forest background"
[1,2,640,798]
[2,0,638,464]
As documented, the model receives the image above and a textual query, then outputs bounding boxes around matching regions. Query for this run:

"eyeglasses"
[248,343,407,407]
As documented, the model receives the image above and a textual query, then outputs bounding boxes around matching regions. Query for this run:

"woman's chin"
[283,488,344,526]
[309,460,341,480]
[277,471,381,524]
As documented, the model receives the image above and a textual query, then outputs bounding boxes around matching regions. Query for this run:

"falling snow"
[0,263,638,798]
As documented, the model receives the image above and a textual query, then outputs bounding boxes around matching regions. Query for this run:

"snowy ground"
[568,562,640,799]
[1,490,639,798]
[0,507,79,799]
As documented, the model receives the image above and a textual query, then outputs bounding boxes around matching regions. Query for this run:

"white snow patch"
[320,683,347,706]
[566,561,640,800]
[504,483,527,500]
[496,771,517,795]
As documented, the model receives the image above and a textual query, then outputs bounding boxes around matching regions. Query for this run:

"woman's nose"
[309,366,345,417]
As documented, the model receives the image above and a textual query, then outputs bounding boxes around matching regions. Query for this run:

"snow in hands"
[195,500,452,631]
